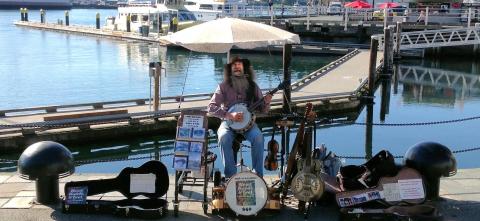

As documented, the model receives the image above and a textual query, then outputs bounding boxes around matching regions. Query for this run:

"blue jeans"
[217,121,264,178]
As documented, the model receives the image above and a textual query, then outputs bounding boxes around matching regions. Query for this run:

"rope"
[178,51,192,109]
[314,115,480,127]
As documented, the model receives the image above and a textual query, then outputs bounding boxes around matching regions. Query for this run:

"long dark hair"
[224,57,258,104]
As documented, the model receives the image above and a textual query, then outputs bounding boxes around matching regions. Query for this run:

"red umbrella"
[344,0,372,9]
[377,2,400,8]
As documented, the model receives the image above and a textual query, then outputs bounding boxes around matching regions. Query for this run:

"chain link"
[1,144,479,165]
[325,115,480,127]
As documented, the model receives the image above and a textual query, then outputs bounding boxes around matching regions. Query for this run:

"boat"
[182,0,247,21]
[106,0,196,33]
[0,0,73,9]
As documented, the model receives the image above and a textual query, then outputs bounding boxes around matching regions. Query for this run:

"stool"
[232,134,247,171]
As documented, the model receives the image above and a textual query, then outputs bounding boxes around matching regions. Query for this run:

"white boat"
[182,0,247,21]
[106,0,196,33]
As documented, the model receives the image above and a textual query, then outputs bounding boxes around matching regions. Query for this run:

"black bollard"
[96,12,100,29]
[65,11,69,26]
[126,14,131,32]
[25,8,28,21]
[40,9,45,23]
[20,8,25,21]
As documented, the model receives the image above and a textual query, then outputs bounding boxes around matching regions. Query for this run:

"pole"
[395,21,401,60]
[20,8,25,21]
[307,0,311,31]
[153,62,161,112]
[25,8,28,21]
[365,103,373,160]
[65,11,69,26]
[368,37,378,97]
[40,9,45,24]
[468,7,472,28]
[379,79,391,122]
[383,27,390,75]
[344,7,348,31]
[425,7,429,26]
[283,44,292,114]
[383,8,387,28]
[126,14,131,32]
[96,12,100,29]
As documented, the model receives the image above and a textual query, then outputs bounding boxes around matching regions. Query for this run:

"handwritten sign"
[130,173,156,193]
[398,179,425,200]
[182,115,204,128]
[65,186,88,205]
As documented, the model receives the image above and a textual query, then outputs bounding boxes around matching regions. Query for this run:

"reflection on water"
[2,58,480,173]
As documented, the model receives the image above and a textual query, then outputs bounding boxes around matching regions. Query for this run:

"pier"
[0,169,480,220]
[0,49,383,152]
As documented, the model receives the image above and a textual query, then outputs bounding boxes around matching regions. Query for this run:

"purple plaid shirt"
[208,81,270,119]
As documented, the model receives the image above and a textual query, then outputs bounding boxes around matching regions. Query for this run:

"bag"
[337,150,398,191]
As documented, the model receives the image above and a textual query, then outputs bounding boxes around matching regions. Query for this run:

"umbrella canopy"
[344,0,372,8]
[161,17,300,53]
[377,2,399,8]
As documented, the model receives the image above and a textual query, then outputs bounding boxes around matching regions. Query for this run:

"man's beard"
[231,75,249,94]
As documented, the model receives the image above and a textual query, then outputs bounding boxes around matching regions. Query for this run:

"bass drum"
[225,171,268,216]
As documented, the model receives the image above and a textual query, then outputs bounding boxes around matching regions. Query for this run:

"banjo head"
[227,103,254,133]
[225,171,268,216]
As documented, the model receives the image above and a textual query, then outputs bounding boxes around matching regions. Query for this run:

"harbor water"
[1,9,479,174]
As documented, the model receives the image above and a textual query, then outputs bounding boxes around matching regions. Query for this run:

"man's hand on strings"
[227,112,244,122]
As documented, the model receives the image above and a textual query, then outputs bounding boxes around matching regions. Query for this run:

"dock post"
[379,79,391,122]
[126,14,131,32]
[20,8,24,21]
[283,44,292,114]
[393,63,399,95]
[306,0,311,31]
[365,103,373,160]
[25,8,28,21]
[368,37,378,98]
[40,9,45,24]
[394,21,402,60]
[425,7,429,26]
[344,7,348,31]
[153,62,161,112]
[382,27,389,75]
[96,13,100,29]
[158,14,162,34]
[474,23,480,56]
[65,11,69,26]
[468,8,472,28]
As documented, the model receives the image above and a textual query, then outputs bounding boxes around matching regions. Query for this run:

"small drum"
[225,171,268,216]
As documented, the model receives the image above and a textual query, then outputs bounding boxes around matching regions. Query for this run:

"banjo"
[226,81,288,133]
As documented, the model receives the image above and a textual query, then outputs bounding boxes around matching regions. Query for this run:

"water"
[1,9,480,174]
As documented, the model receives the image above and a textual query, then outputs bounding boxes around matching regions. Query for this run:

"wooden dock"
[0,48,383,152]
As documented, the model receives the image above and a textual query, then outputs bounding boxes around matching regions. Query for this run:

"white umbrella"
[161,17,300,53]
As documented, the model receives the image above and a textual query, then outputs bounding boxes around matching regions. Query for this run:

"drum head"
[225,172,268,216]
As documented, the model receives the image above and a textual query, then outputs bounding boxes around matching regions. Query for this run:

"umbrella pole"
[282,44,292,114]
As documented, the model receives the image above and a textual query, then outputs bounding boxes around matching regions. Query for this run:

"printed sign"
[236,180,256,206]
[130,173,156,193]
[65,186,88,205]
[398,179,425,200]
[382,183,401,202]
[182,115,204,128]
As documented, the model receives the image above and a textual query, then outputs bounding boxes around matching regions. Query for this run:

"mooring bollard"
[383,27,391,75]
[96,12,100,29]
[20,8,25,21]
[40,9,45,23]
[24,8,28,21]
[126,14,131,32]
[65,11,69,26]
[394,21,402,60]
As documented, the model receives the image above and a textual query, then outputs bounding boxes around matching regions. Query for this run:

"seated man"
[208,56,272,178]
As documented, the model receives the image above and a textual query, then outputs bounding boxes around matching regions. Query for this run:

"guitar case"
[62,160,169,219]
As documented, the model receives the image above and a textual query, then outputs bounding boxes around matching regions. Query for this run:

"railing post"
[344,7,348,31]
[425,7,429,26]
[368,37,378,98]
[153,62,161,112]
[395,21,402,60]
[468,7,472,28]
